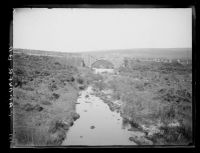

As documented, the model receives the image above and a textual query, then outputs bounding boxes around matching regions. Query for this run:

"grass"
[12,50,192,146]
[12,52,82,147]
[13,126,54,146]
[96,58,193,145]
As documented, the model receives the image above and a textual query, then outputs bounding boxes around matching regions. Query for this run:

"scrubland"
[12,53,84,146]
[11,50,192,146]
[92,59,192,145]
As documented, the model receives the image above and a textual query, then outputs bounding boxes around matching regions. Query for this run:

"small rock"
[90,126,95,129]
[85,95,89,98]
[129,137,136,142]
[41,100,52,105]
[23,103,34,111]
[79,86,85,90]
[34,104,44,111]
[128,127,141,132]
[80,136,83,138]
[128,128,135,131]
[129,136,153,145]
[72,113,80,121]
[62,123,70,130]
[70,122,74,126]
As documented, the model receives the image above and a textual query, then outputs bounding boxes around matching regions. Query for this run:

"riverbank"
[91,61,192,145]
[12,51,192,146]
[62,86,138,145]
[12,53,83,147]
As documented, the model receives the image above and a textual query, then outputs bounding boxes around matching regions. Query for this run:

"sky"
[13,8,192,52]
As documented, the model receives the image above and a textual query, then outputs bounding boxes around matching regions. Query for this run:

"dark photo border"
[5,0,199,151]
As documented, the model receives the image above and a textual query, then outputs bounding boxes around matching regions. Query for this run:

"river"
[62,86,137,146]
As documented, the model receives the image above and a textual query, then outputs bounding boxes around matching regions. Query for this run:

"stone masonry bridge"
[81,54,124,69]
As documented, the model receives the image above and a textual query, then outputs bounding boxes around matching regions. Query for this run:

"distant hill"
[13,48,82,57]
[13,48,192,60]
[80,48,192,60]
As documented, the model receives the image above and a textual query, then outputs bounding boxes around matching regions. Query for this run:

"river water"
[62,86,137,146]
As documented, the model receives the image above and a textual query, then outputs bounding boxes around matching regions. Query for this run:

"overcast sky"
[13,8,192,52]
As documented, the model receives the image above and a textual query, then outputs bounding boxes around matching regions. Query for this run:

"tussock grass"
[103,59,192,145]
[13,126,53,146]
[12,52,81,147]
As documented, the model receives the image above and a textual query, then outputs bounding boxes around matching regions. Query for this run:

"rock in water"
[90,126,95,129]
[73,113,80,121]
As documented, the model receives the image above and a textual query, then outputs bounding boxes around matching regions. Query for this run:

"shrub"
[71,112,80,121]
[86,73,103,83]
[22,103,35,111]
[34,104,44,112]
[159,104,176,124]
[52,93,60,100]
[133,81,144,91]
[22,104,43,112]
[14,68,25,76]
[79,85,86,90]
[77,78,84,84]
[48,82,58,91]
[41,100,52,105]
[149,124,192,145]
[13,126,54,146]
[34,70,40,75]
[112,91,121,100]
[54,62,61,65]
[21,85,34,91]
[13,76,23,88]
[42,71,51,76]
[94,81,107,91]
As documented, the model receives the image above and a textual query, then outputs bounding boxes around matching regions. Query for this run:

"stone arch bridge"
[81,54,123,69]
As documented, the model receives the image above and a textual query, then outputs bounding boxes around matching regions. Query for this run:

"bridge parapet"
[82,54,124,68]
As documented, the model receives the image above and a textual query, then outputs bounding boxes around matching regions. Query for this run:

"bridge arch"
[91,59,114,69]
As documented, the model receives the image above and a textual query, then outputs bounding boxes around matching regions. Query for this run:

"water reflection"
[62,86,136,146]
